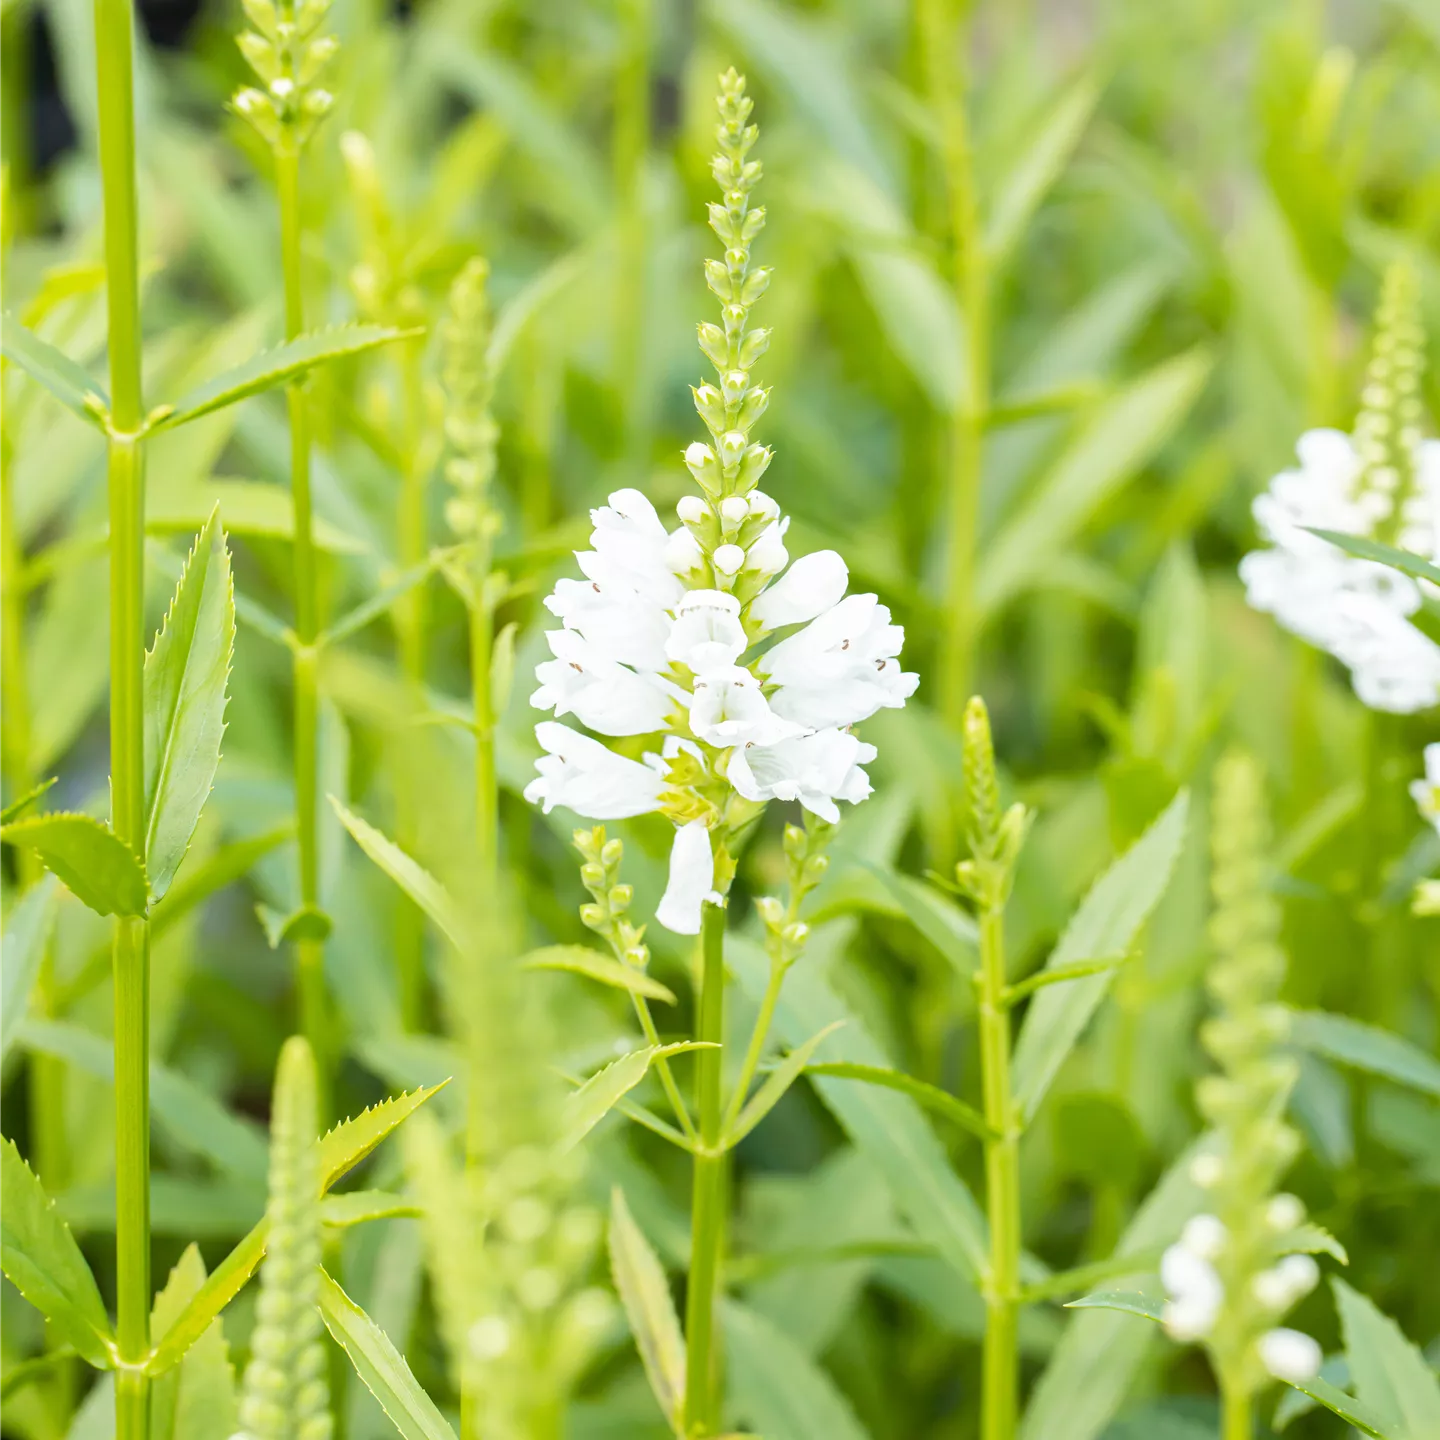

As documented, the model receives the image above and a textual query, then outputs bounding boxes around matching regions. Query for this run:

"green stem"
[722,960,784,1138]
[394,340,431,1029]
[275,137,330,1097]
[683,900,728,1436]
[978,904,1020,1440]
[919,0,989,725]
[1221,1381,1251,1440]
[95,0,149,1425]
[631,992,697,1143]
[613,0,650,470]
[469,558,496,887]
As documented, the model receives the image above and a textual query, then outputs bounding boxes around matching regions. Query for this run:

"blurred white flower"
[1161,1238,1223,1341]
[1240,428,1440,715]
[1258,1327,1322,1383]
[1412,743,1440,834]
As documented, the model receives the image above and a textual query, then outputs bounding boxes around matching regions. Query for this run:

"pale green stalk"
[613,0,651,471]
[919,0,990,725]
[1221,1388,1251,1440]
[683,900,728,1437]
[275,136,330,1100]
[95,0,150,1429]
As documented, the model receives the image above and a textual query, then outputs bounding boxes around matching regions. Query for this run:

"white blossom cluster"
[1240,265,1440,714]
[1162,1196,1321,1383]
[523,71,915,932]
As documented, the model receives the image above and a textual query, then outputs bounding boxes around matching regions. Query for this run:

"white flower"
[1180,1214,1227,1260]
[1252,1253,1319,1311]
[689,666,805,747]
[655,821,718,935]
[544,577,671,672]
[666,590,748,672]
[1161,1240,1223,1342]
[1258,1327,1322,1383]
[744,518,789,578]
[1240,429,1440,714]
[1410,743,1440,833]
[524,723,666,819]
[760,593,919,729]
[579,488,686,606]
[532,630,676,736]
[750,550,849,630]
[728,730,876,822]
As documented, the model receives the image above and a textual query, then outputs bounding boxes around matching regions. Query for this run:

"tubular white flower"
[531,630,675,736]
[761,593,919,729]
[524,724,666,819]
[690,666,805,747]
[1412,743,1440,834]
[727,730,876,822]
[750,550,849,630]
[655,821,717,935]
[1257,1328,1322,1383]
[544,577,671,672]
[580,488,686,606]
[665,590,747,672]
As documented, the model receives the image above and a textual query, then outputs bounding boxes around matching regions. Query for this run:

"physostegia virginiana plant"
[522,68,916,1436]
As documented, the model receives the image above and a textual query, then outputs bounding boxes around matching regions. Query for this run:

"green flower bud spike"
[234,0,338,150]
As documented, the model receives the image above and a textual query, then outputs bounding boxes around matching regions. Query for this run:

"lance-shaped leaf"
[0,1138,116,1369]
[1335,1277,1440,1440]
[147,1079,448,1376]
[318,1269,459,1440]
[560,1042,714,1152]
[1307,528,1440,588]
[1,777,57,824]
[803,1062,994,1142]
[148,325,419,432]
[0,311,108,427]
[0,814,148,917]
[727,1022,846,1147]
[1288,1009,1440,1100]
[1280,1372,1399,1440]
[329,799,466,949]
[520,943,676,1004]
[143,510,235,903]
[608,1186,685,1432]
[319,1191,422,1228]
[1,876,59,1060]
[1062,1291,1163,1323]
[1012,791,1189,1122]
[150,1246,238,1440]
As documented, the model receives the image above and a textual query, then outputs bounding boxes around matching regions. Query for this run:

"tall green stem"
[684,900,728,1436]
[275,138,329,1096]
[1221,1382,1251,1440]
[978,905,1020,1440]
[95,0,149,1426]
[613,0,650,471]
[919,0,989,724]
[468,552,496,888]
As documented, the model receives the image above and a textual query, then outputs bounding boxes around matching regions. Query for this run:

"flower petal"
[655,821,715,935]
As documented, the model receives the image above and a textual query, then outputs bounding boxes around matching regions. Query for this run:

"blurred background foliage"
[2,0,1439,1436]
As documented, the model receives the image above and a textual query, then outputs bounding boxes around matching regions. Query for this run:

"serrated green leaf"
[976,349,1212,618]
[145,1224,266,1377]
[1281,1372,1398,1439]
[330,799,467,949]
[1289,1221,1348,1265]
[560,1043,714,1152]
[608,1186,686,1431]
[728,1022,846,1146]
[1335,1277,1440,1440]
[150,325,418,432]
[319,1191,422,1228]
[319,1081,451,1193]
[0,311,108,426]
[724,1299,873,1440]
[1288,1010,1440,1100]
[1,875,59,1061]
[0,813,149,917]
[317,1268,459,1440]
[0,1138,115,1368]
[0,777,57,824]
[1062,1290,1164,1322]
[143,510,234,903]
[985,70,1103,266]
[1013,791,1189,1122]
[519,943,676,1004]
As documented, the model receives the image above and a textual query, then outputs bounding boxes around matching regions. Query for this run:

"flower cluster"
[1239,262,1440,714]
[1162,753,1323,1394]
[523,70,915,932]
[233,0,337,148]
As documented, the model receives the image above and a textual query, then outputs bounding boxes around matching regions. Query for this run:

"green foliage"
[1,813,149,917]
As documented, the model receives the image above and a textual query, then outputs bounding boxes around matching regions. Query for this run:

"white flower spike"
[522,70,916,930]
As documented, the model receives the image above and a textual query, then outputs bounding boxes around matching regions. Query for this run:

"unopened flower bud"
[580,862,605,889]
[756,896,785,928]
[748,489,779,519]
[677,493,708,524]
[600,838,624,867]
[713,543,745,576]
[737,443,773,488]
[720,496,749,528]
[718,430,748,467]
[782,921,809,947]
[579,903,605,928]
[1181,1214,1228,1260]
[1265,1192,1305,1232]
[1258,1328,1322,1382]
[721,368,749,405]
[608,884,633,911]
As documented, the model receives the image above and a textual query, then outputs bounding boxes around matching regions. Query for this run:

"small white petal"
[655,822,716,935]
[677,495,706,524]
[713,543,745,575]
[750,550,849,630]
[1258,1328,1322,1383]
[524,723,665,820]
[720,496,749,525]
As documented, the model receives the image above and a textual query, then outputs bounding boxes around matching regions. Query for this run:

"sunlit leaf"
[0,311,108,426]
[1,814,149,917]
[608,1186,686,1431]
[520,943,676,1004]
